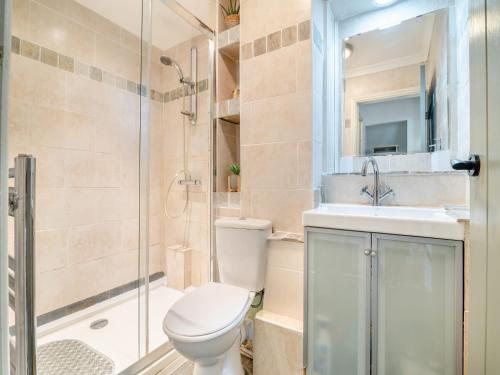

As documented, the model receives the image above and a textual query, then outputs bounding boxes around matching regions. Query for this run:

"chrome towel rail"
[8,154,37,375]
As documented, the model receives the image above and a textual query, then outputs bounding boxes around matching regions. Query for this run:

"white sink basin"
[303,204,466,240]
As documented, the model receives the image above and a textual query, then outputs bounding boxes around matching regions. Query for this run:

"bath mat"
[37,339,115,375]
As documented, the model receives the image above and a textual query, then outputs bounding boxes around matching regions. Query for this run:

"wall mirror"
[326,0,470,173]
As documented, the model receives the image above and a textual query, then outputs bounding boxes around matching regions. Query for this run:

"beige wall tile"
[241,143,299,189]
[253,37,267,57]
[254,313,303,375]
[282,25,298,47]
[267,31,282,52]
[36,229,68,273]
[264,267,304,321]
[249,189,313,233]
[241,44,297,102]
[11,54,66,108]
[30,2,96,65]
[12,0,30,39]
[240,90,312,145]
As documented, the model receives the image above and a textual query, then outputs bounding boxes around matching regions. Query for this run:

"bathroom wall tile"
[241,143,298,189]
[249,189,313,233]
[282,25,298,47]
[102,70,116,86]
[241,42,253,60]
[11,36,21,54]
[297,141,312,188]
[63,150,93,187]
[267,240,304,272]
[41,47,58,67]
[30,2,96,65]
[11,54,66,109]
[267,31,282,53]
[58,54,74,72]
[296,40,312,91]
[263,267,304,321]
[298,20,311,41]
[89,66,103,81]
[37,229,68,273]
[12,0,29,40]
[240,90,312,145]
[254,312,303,375]
[20,40,40,61]
[116,75,128,90]
[74,60,89,77]
[241,44,297,102]
[253,37,267,57]
[65,0,122,42]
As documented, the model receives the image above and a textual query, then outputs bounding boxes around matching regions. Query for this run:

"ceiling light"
[344,43,353,59]
[374,0,396,6]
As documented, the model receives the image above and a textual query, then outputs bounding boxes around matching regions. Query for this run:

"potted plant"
[228,163,241,192]
[220,0,240,28]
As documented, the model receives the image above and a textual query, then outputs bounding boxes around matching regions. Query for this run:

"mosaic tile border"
[241,20,311,61]
[9,271,165,334]
[11,35,208,103]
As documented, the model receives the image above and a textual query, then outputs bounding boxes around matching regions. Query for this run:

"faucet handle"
[361,185,374,200]
[379,186,394,203]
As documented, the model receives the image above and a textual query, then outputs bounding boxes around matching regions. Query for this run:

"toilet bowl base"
[193,337,244,375]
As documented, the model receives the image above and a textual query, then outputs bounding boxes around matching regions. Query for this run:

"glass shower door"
[5,0,152,372]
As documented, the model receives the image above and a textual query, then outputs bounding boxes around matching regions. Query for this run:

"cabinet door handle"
[364,250,371,256]
[370,251,377,257]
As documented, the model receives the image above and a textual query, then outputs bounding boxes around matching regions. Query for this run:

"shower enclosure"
[0,0,214,373]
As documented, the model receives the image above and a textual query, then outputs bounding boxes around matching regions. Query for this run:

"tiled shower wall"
[8,0,210,315]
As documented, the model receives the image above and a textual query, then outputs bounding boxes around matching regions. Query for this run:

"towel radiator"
[8,154,36,375]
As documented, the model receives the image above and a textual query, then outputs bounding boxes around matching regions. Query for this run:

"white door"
[468,0,500,373]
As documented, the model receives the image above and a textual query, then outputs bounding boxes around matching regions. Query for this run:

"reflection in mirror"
[323,0,471,173]
[343,10,447,157]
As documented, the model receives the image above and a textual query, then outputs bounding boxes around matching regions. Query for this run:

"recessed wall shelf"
[218,25,240,60]
[217,98,240,124]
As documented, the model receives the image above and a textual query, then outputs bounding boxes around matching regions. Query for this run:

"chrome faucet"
[360,157,394,206]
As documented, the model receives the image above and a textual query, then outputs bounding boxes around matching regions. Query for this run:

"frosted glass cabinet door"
[305,228,371,375]
[373,234,463,375]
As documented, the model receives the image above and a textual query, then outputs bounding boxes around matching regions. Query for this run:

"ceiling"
[346,12,436,77]
[75,0,215,50]
[330,0,401,21]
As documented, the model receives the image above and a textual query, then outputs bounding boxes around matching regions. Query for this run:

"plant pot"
[224,14,240,28]
[228,175,241,192]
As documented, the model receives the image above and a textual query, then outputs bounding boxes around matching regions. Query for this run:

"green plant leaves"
[229,163,241,175]
[220,0,239,16]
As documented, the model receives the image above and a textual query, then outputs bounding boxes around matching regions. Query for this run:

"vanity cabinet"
[304,227,463,375]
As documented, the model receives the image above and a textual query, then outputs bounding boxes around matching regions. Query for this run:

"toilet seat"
[163,283,252,342]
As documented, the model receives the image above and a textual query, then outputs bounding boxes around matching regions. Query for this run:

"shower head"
[160,55,186,83]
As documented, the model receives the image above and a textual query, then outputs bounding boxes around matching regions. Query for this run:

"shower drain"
[90,319,109,330]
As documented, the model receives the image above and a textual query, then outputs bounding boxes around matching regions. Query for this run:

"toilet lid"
[163,283,250,337]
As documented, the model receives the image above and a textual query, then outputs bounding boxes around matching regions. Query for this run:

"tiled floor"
[37,282,183,373]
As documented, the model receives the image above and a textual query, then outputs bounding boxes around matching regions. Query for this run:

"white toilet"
[163,218,272,375]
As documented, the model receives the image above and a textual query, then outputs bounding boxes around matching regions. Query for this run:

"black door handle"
[451,154,480,176]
